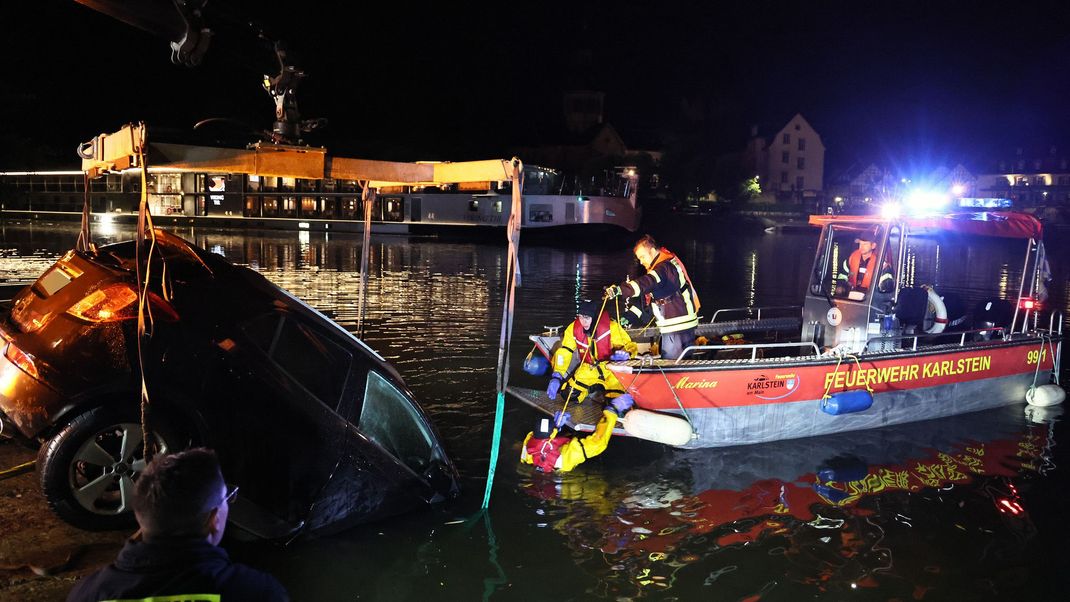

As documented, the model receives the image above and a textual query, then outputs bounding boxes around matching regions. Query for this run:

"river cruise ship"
[0,164,640,236]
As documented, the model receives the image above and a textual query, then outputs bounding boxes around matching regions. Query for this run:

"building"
[742,113,825,203]
[827,162,976,214]
[975,147,1070,210]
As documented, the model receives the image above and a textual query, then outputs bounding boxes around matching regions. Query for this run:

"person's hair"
[132,447,225,538]
[634,234,658,253]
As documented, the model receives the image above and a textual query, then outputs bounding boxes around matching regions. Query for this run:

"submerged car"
[0,229,458,537]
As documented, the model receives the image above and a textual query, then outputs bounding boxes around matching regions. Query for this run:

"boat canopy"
[808,211,1043,239]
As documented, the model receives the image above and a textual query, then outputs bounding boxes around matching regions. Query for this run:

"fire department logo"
[826,307,842,326]
[746,373,801,400]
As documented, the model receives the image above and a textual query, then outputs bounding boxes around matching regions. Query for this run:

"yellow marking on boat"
[673,376,718,389]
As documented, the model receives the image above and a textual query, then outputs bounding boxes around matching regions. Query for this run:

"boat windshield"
[811,224,892,302]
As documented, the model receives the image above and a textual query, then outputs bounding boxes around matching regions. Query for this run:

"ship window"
[360,371,436,475]
[494,200,502,213]
[529,204,553,222]
[468,199,479,211]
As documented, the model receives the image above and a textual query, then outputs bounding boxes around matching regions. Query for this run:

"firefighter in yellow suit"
[521,395,634,472]
[546,300,638,403]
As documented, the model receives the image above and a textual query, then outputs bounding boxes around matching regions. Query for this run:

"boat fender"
[924,287,948,334]
[620,409,693,447]
[1025,384,1065,407]
[523,354,550,376]
[821,390,874,415]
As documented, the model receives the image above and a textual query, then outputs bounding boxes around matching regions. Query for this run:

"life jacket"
[648,247,701,313]
[524,435,571,472]
[573,312,612,364]
[847,249,878,289]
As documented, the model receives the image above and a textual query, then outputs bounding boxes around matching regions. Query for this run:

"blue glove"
[610,394,634,416]
[553,410,571,428]
[610,349,630,362]
[546,375,563,399]
[604,284,622,299]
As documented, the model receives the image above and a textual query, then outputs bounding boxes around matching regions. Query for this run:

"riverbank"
[0,441,127,601]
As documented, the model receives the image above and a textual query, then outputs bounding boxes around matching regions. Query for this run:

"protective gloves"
[604,284,622,299]
[553,410,571,428]
[546,375,564,399]
[610,349,631,362]
[609,393,634,416]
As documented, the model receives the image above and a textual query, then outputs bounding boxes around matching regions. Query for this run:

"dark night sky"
[5,1,1070,177]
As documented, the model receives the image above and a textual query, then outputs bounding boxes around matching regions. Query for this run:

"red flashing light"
[1019,298,1038,311]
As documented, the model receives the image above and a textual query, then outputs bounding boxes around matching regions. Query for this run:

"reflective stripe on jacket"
[620,248,699,333]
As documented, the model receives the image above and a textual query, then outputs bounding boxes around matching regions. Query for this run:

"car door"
[201,310,355,537]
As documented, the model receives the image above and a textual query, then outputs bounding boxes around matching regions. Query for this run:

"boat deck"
[506,386,629,436]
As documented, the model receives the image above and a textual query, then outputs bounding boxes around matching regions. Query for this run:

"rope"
[820,352,873,404]
[133,141,160,460]
[356,183,375,340]
[481,159,523,510]
[0,460,34,481]
[554,295,612,435]
[655,362,695,430]
[76,171,92,253]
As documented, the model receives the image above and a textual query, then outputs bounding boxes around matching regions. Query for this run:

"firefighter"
[520,395,634,472]
[605,235,700,360]
[546,299,638,403]
[836,228,893,296]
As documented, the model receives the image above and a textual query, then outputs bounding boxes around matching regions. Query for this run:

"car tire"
[37,404,190,531]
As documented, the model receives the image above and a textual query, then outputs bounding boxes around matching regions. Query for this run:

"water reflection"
[520,406,1059,599]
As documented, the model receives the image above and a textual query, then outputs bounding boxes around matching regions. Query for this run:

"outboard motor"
[973,298,1014,340]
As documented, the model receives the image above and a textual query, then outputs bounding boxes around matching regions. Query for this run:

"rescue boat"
[510,211,1064,448]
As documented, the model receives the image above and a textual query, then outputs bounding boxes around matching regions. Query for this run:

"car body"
[0,229,459,537]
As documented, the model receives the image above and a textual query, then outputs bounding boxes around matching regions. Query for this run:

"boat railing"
[709,305,800,323]
[862,327,1009,353]
[675,341,821,363]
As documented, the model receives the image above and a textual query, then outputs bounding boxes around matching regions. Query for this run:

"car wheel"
[37,404,183,531]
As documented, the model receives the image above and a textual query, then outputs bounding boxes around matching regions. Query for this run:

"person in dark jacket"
[605,235,701,360]
[67,447,289,602]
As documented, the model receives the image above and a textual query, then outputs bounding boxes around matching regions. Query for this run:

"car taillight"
[4,342,39,379]
[67,284,139,322]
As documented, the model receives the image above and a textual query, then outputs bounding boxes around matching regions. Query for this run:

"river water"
[2,218,1068,600]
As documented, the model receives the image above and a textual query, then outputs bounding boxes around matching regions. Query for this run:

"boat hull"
[609,340,1056,448]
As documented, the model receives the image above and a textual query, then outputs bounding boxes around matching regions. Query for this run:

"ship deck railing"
[709,305,800,323]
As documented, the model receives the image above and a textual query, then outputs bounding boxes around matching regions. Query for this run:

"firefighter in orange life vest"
[604,235,700,360]
[520,395,634,472]
[836,228,893,297]
[546,299,638,403]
